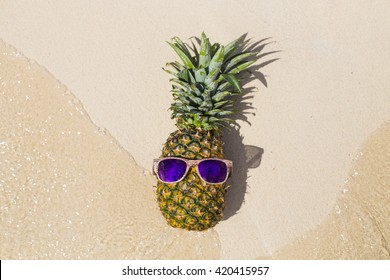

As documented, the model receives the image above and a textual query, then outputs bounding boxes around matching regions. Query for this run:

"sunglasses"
[153,157,233,184]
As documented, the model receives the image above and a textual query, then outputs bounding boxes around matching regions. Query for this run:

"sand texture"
[1,1,390,259]
[273,123,390,259]
[0,40,220,259]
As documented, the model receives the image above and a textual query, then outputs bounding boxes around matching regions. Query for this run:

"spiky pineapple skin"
[156,129,226,231]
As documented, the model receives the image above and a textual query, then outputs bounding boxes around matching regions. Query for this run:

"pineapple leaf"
[162,67,176,76]
[166,62,183,75]
[199,33,211,68]
[176,96,190,105]
[205,46,225,86]
[224,52,256,72]
[169,78,188,87]
[167,62,183,71]
[172,37,196,65]
[228,60,257,75]
[166,33,264,131]
[224,34,246,60]
[208,117,219,123]
[209,45,225,73]
[177,69,189,82]
[216,110,234,116]
[212,91,232,102]
[167,42,195,69]
[221,74,241,92]
[194,68,207,83]
[214,100,232,109]
[216,81,230,91]
[181,91,203,105]
[191,41,199,60]
[204,68,219,86]
[205,80,219,92]
[188,70,196,84]
[219,118,235,125]
[189,84,202,96]
[210,43,220,58]
[201,90,211,101]
[205,109,222,116]
[186,105,198,111]
[199,103,212,112]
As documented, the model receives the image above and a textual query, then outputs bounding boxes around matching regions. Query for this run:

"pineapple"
[156,33,257,231]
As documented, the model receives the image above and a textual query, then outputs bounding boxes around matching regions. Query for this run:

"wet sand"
[272,123,390,259]
[0,41,219,259]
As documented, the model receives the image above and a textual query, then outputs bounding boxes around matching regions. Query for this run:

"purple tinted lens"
[198,160,228,184]
[158,158,187,183]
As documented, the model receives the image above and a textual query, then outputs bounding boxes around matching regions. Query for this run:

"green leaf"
[212,91,232,102]
[224,52,256,72]
[199,33,210,68]
[201,90,211,103]
[224,34,245,60]
[214,100,232,109]
[205,46,224,86]
[188,70,196,83]
[188,86,201,97]
[208,117,219,123]
[194,68,207,82]
[172,37,196,65]
[221,74,241,92]
[167,42,195,69]
[205,80,218,92]
[205,68,219,86]
[209,45,224,73]
[210,43,220,58]
[177,69,189,82]
[190,41,199,66]
[205,109,222,116]
[162,67,176,76]
[199,101,213,111]
[169,78,186,86]
[167,62,183,71]
[228,60,257,75]
[191,41,199,57]
[169,78,191,91]
[177,95,190,105]
[216,110,234,116]
[186,105,198,111]
[216,81,230,91]
[182,91,203,105]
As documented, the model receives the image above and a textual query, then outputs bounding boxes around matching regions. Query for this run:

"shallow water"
[272,123,390,259]
[1,40,389,259]
[0,40,219,259]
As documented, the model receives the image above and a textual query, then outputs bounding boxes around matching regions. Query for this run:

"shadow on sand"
[220,35,279,220]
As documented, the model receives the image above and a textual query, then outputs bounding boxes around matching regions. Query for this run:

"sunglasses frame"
[153,157,233,185]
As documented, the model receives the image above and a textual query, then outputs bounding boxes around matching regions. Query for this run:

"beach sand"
[1,1,390,259]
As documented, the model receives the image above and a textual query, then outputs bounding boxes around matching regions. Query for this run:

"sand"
[1,1,390,259]
[0,40,220,259]
[272,123,390,259]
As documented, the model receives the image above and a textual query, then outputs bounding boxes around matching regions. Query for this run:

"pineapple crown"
[164,32,257,131]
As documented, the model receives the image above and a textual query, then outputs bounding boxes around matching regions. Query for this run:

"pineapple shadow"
[220,35,279,220]
[222,129,264,220]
